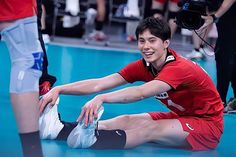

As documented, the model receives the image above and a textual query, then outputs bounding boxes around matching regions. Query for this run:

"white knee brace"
[1,16,43,93]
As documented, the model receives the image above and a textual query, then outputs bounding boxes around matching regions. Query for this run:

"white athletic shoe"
[224,98,236,113]
[85,8,97,25]
[39,98,64,139]
[123,0,140,18]
[186,50,204,60]
[67,106,104,148]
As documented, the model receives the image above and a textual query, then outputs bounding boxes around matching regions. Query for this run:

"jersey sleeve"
[118,59,151,83]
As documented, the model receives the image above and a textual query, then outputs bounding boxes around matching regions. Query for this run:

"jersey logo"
[116,130,122,136]
[185,123,194,131]
[155,92,169,99]
[165,55,175,63]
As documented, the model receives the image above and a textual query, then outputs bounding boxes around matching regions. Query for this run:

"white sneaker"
[88,30,107,41]
[42,34,51,44]
[85,8,97,25]
[224,98,236,113]
[186,50,204,60]
[67,106,104,148]
[200,47,215,56]
[39,98,64,139]
[123,0,140,18]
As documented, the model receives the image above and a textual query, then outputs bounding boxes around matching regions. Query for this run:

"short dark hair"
[135,17,171,41]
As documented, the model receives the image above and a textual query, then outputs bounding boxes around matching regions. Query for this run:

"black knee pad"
[91,129,126,149]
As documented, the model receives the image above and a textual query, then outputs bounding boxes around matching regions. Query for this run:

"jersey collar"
[142,49,176,76]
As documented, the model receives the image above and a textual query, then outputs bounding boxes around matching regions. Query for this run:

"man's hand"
[77,95,103,127]
[196,15,214,35]
[39,87,60,113]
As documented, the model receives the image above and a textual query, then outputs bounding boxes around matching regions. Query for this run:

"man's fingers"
[77,108,86,122]
[201,15,208,20]
[51,97,58,106]
[84,109,90,127]
[93,105,99,119]
[39,99,47,113]
[39,97,45,113]
[89,108,94,124]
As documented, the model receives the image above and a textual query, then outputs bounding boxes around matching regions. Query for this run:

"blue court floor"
[0,42,235,157]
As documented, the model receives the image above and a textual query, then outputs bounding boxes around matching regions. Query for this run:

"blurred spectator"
[112,0,142,42]
[87,0,107,41]
[125,0,140,42]
[185,24,217,60]
[42,0,85,38]
[197,0,236,112]
[151,0,180,37]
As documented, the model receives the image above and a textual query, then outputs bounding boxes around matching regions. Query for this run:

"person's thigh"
[98,113,153,130]
[0,22,15,31]
[125,118,190,149]
[126,116,222,150]
[148,119,190,148]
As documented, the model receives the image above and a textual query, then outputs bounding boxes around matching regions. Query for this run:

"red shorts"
[154,0,180,4]
[148,112,223,150]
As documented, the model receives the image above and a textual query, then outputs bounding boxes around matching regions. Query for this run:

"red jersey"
[119,49,224,122]
[0,0,37,21]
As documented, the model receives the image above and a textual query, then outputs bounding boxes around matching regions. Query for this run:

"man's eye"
[139,40,145,43]
[150,40,156,43]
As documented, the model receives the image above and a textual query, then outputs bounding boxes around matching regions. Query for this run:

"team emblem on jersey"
[185,123,194,131]
[155,92,169,99]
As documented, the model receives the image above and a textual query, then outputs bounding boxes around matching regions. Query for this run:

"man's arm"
[78,80,172,126]
[99,80,171,103]
[197,0,236,34]
[39,73,127,113]
[215,0,236,18]
[58,73,127,95]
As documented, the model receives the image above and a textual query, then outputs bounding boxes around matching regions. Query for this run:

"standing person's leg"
[232,54,236,98]
[167,0,180,37]
[96,0,106,26]
[37,0,57,96]
[224,52,236,111]
[186,31,205,60]
[151,0,165,19]
[0,16,44,157]
[89,0,107,41]
[215,48,231,106]
[186,24,214,60]
[151,0,179,37]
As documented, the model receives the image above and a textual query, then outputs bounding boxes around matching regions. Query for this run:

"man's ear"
[164,39,170,48]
